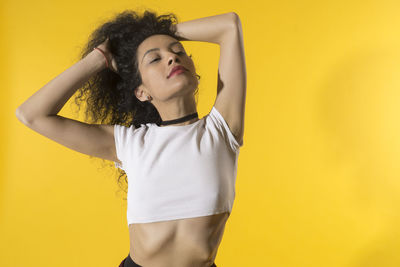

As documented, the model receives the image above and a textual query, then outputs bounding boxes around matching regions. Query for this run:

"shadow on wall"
[316,47,400,266]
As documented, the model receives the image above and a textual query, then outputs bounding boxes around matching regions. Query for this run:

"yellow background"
[2,0,400,266]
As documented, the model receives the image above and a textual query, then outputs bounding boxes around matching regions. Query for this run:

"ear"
[134,85,149,102]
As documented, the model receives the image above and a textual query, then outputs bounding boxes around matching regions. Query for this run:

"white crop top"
[114,106,243,225]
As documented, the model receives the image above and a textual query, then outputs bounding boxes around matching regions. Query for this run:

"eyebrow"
[141,41,182,63]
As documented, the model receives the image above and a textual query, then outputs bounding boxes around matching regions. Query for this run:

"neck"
[160,115,199,126]
[154,96,198,127]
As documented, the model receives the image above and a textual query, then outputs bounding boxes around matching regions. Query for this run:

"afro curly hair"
[72,9,201,199]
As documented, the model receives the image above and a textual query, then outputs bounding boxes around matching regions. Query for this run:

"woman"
[16,9,246,267]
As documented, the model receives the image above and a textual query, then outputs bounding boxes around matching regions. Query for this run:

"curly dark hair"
[71,9,201,199]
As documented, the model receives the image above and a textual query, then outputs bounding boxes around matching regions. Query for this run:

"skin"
[127,34,231,266]
[16,13,244,267]
[135,34,200,126]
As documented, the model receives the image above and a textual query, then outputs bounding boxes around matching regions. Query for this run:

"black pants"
[119,253,217,267]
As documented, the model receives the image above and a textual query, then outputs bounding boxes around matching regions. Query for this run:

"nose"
[168,53,180,65]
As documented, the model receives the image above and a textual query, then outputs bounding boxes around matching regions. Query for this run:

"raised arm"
[15,40,122,166]
[173,12,246,146]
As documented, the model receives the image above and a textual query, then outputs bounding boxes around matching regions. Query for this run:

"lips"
[168,65,187,78]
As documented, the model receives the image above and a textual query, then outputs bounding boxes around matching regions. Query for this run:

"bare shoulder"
[100,124,115,134]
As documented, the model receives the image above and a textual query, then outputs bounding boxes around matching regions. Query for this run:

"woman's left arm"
[172,12,237,44]
[173,12,246,146]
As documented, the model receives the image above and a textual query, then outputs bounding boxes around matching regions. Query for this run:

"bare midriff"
[128,212,230,267]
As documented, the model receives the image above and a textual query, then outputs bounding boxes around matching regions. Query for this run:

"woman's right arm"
[15,46,122,166]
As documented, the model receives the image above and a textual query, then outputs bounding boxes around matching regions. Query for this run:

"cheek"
[188,60,196,73]
[146,67,165,82]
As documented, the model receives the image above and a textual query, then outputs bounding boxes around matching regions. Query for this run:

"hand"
[95,38,118,73]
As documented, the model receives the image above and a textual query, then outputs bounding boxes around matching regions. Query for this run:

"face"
[134,34,198,103]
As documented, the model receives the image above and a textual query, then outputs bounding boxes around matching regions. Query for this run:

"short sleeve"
[208,106,243,151]
[114,124,135,170]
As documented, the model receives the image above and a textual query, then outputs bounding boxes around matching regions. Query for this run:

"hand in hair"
[95,38,119,73]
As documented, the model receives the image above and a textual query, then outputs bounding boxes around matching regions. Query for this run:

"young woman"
[16,10,246,267]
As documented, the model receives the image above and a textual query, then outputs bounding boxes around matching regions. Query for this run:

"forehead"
[138,34,180,54]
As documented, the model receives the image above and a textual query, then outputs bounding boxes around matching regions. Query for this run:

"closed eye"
[150,51,186,63]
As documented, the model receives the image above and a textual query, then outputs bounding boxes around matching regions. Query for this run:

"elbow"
[229,12,240,24]
[15,107,32,125]
[226,12,241,32]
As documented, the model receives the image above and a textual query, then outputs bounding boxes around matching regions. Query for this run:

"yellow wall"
[3,0,400,266]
